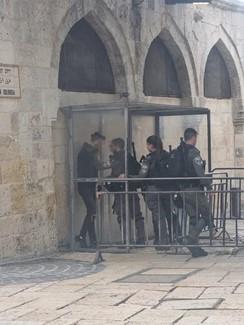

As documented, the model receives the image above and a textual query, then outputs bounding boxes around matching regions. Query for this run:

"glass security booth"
[62,102,211,251]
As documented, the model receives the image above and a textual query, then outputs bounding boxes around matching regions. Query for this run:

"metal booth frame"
[62,102,212,252]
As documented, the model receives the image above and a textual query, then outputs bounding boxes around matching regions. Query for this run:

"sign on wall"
[0,64,21,99]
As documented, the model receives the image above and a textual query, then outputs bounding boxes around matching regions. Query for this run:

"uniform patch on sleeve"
[194,156,203,166]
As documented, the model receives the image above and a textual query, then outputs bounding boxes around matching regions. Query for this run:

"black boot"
[187,218,208,257]
[75,235,88,248]
[153,221,159,245]
[190,246,208,258]
[135,218,145,245]
[88,217,97,248]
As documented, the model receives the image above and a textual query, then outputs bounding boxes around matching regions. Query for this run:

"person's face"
[110,142,117,153]
[147,142,156,153]
[93,138,104,150]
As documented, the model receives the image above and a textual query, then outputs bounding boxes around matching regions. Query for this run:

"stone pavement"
[1,249,244,324]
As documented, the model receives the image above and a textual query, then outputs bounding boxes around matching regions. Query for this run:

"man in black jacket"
[108,138,145,244]
[77,132,105,248]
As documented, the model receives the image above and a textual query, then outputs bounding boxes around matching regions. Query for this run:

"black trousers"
[78,186,97,244]
[113,193,145,243]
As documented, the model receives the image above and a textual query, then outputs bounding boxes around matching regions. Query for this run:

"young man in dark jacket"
[77,132,105,248]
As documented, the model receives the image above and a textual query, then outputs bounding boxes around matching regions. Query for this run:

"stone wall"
[0,0,244,258]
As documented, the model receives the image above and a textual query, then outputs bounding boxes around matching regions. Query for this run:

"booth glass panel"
[159,114,208,170]
[71,108,125,248]
[130,115,155,159]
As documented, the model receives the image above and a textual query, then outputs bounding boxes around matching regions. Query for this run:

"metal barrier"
[74,176,244,263]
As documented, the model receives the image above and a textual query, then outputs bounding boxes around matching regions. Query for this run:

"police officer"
[109,138,145,244]
[76,132,105,248]
[140,136,170,248]
[181,128,211,258]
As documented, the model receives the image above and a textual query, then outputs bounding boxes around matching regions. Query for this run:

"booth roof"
[61,102,209,116]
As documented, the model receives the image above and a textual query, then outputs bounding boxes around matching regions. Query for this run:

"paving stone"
[218,295,244,309]
[176,316,206,324]
[221,272,244,283]
[141,268,197,275]
[128,309,183,324]
[76,292,131,306]
[204,316,244,325]
[117,274,185,284]
[185,309,244,317]
[200,286,234,298]
[166,287,205,299]
[156,298,221,310]
[62,305,144,321]
[234,283,244,294]
[0,320,43,325]
[125,289,167,306]
[18,310,71,322]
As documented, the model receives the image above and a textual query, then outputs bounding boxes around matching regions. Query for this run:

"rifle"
[131,142,137,161]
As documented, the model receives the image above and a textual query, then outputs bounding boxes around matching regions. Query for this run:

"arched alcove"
[143,36,181,97]
[204,46,231,99]
[58,18,115,94]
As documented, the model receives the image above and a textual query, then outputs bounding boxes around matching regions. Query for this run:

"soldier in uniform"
[76,132,106,248]
[108,138,145,244]
[139,136,170,248]
[181,128,212,258]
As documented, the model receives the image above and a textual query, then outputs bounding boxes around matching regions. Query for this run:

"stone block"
[54,145,67,164]
[46,192,56,220]
[32,143,52,159]
[1,160,27,184]
[36,159,51,179]
[10,183,26,214]
[0,185,11,217]
[0,113,12,135]
[0,135,20,161]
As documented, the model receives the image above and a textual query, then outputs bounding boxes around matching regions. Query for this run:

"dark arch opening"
[58,18,115,94]
[204,46,231,99]
[143,36,181,97]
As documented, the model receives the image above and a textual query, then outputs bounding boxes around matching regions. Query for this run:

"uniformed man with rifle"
[107,138,145,244]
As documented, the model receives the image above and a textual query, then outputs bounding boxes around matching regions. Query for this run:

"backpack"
[167,144,188,178]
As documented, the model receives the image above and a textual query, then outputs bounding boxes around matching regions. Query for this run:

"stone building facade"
[0,0,244,259]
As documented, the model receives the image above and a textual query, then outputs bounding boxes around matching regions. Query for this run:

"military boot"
[135,218,145,245]
[187,218,208,258]
[153,220,159,246]
[88,218,97,249]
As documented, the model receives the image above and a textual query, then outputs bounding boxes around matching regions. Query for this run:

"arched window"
[204,46,231,99]
[143,37,181,97]
[58,19,115,93]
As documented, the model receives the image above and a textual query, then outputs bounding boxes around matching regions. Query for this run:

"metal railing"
[73,175,244,262]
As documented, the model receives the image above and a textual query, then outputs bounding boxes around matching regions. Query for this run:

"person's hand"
[208,191,215,198]
[96,192,103,199]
